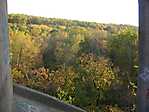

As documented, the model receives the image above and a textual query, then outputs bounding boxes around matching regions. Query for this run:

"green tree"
[74,54,117,111]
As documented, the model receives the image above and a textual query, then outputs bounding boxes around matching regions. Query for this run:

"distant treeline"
[8,14,137,31]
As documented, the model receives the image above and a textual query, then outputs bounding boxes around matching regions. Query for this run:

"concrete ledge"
[14,84,86,112]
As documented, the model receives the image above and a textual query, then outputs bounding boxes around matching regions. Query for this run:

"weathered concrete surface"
[14,95,64,112]
[0,0,13,112]
[13,84,86,112]
[139,0,149,70]
[138,0,149,111]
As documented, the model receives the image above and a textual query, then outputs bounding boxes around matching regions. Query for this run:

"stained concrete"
[137,0,149,111]
[0,0,13,112]
[14,95,64,112]
[13,84,86,112]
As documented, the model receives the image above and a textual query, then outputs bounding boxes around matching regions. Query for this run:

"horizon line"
[8,13,138,27]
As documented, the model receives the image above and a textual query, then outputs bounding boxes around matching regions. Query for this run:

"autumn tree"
[10,31,40,80]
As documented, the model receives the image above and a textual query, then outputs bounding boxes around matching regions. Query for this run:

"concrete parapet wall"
[14,84,86,112]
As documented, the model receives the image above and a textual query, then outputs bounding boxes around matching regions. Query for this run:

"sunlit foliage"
[9,14,138,112]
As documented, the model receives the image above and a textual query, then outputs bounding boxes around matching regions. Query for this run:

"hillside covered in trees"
[9,14,138,112]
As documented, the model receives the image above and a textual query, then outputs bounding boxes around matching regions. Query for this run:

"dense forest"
[9,14,138,112]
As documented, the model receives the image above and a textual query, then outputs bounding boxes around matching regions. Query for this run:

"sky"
[8,0,138,26]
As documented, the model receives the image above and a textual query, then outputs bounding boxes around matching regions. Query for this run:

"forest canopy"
[9,14,138,112]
